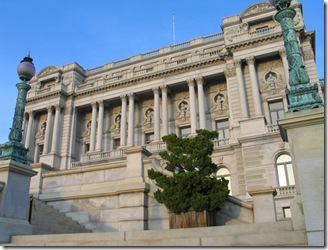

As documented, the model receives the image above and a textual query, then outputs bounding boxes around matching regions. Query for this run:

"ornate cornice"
[26,90,68,104]
[74,56,225,98]
[240,2,273,18]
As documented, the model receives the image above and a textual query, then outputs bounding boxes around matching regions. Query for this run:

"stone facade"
[21,0,322,233]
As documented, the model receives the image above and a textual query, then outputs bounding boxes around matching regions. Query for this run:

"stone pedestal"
[239,116,266,137]
[248,186,277,223]
[278,107,324,246]
[0,160,37,243]
[119,147,152,231]
[125,147,152,183]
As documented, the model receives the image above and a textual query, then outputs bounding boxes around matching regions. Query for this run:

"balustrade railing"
[72,148,126,168]
[213,138,230,148]
[276,185,296,196]
[266,124,280,133]
[143,141,167,153]
[71,137,232,168]
[84,32,224,74]
[249,26,276,37]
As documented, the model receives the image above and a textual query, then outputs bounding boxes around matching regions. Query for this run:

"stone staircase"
[4,220,307,246]
[29,197,92,235]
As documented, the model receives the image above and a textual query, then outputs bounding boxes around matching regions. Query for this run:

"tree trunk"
[169,210,215,229]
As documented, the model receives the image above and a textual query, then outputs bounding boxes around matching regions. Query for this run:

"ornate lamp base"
[0,141,29,165]
[286,82,324,113]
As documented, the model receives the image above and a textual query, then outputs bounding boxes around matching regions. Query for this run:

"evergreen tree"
[148,129,229,214]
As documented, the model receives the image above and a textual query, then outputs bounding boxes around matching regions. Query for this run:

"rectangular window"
[114,138,120,149]
[179,126,191,138]
[286,164,295,186]
[145,132,154,144]
[269,100,284,124]
[277,164,287,187]
[216,119,230,140]
[283,207,291,218]
[38,144,44,155]
[84,143,90,154]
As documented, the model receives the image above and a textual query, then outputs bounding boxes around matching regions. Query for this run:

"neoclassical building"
[21,0,322,231]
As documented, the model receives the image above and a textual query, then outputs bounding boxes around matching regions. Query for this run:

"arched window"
[276,154,295,187]
[217,167,231,194]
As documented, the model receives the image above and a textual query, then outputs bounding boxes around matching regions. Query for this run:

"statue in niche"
[211,93,226,112]
[82,120,92,136]
[114,115,121,129]
[142,108,154,127]
[261,71,284,94]
[267,72,277,86]
[175,100,190,121]
[35,121,47,141]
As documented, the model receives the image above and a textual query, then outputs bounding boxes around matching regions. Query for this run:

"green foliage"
[148,129,229,214]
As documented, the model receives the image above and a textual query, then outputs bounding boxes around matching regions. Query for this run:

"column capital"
[46,106,53,112]
[234,59,242,69]
[160,84,168,93]
[224,65,236,78]
[128,93,135,101]
[53,104,64,111]
[97,100,104,107]
[195,76,205,85]
[152,87,160,95]
[187,78,195,87]
[279,48,287,58]
[91,102,97,108]
[120,95,127,102]
[26,110,35,118]
[246,56,255,66]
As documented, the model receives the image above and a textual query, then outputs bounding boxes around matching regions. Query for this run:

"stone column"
[160,85,169,137]
[246,57,263,117]
[24,111,34,149]
[96,100,104,151]
[153,87,160,141]
[187,79,197,135]
[196,76,206,129]
[120,95,127,147]
[224,66,236,127]
[234,60,248,119]
[279,48,290,88]
[127,93,135,146]
[68,107,77,164]
[43,106,53,155]
[90,102,98,151]
[50,104,62,154]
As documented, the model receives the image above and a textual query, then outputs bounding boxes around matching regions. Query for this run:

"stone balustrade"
[143,141,167,153]
[71,138,235,168]
[276,185,296,196]
[85,32,224,73]
[266,124,280,133]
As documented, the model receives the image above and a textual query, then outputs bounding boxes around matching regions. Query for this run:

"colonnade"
[23,50,290,159]
[233,51,289,119]
[24,104,63,158]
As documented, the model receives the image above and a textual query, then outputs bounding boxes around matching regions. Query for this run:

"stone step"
[7,220,308,246]
[29,197,91,234]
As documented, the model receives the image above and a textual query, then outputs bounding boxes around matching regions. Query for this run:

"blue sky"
[0,0,325,143]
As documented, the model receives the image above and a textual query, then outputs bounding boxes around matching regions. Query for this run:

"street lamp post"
[0,54,35,164]
[269,0,323,112]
